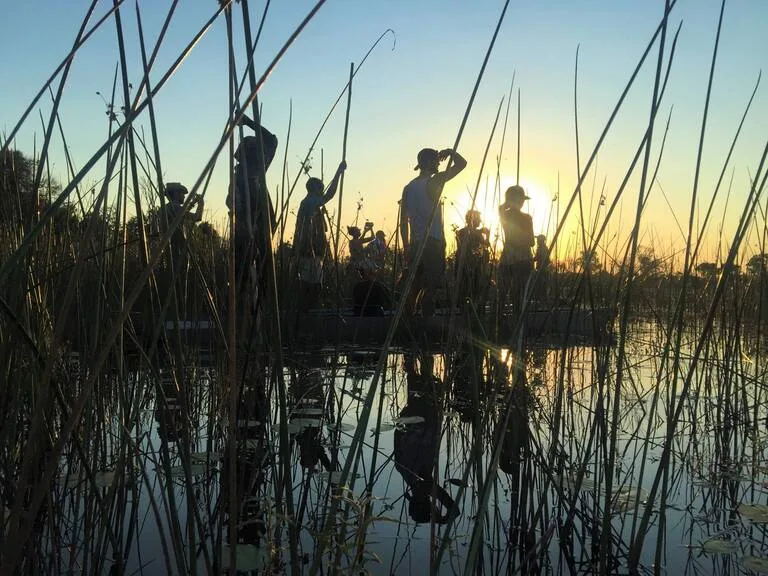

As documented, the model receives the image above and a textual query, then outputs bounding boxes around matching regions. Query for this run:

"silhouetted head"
[465,209,481,228]
[536,234,546,245]
[347,225,361,238]
[375,230,385,242]
[504,185,529,208]
[306,177,324,196]
[164,182,188,203]
[409,497,431,523]
[235,136,261,166]
[414,148,439,174]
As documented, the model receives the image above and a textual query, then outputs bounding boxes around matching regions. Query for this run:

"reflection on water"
[42,325,768,574]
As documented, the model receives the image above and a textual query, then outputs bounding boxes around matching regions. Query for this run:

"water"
[42,324,768,574]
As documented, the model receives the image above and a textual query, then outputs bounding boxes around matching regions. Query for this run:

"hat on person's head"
[414,148,439,171]
[165,182,188,198]
[505,185,530,202]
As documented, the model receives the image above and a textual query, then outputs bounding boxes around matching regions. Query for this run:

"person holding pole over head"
[400,147,467,318]
[293,161,347,310]
[226,113,278,290]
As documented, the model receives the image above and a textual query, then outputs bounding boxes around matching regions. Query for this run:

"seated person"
[352,261,392,316]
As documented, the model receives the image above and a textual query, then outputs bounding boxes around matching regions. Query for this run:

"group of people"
[399,147,549,319]
[157,113,550,320]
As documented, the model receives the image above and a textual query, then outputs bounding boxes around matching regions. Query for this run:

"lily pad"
[166,464,207,477]
[287,418,322,434]
[739,503,768,523]
[393,416,426,426]
[237,420,261,428]
[702,538,737,554]
[190,451,222,463]
[221,544,269,571]
[374,423,396,433]
[293,407,324,417]
[743,555,768,572]
[327,422,355,432]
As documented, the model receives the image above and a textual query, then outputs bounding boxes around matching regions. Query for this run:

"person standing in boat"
[400,147,467,318]
[226,114,278,289]
[366,229,388,270]
[155,182,204,314]
[157,182,205,265]
[454,208,490,311]
[293,161,347,311]
[346,222,375,273]
[498,185,534,318]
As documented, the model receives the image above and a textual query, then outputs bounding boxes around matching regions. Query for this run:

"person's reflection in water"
[498,360,537,574]
[289,366,333,473]
[155,368,188,444]
[221,364,270,553]
[449,342,486,424]
[394,353,455,524]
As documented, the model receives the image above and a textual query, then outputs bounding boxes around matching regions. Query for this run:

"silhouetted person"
[352,260,392,316]
[366,229,388,270]
[455,209,490,311]
[157,182,204,258]
[347,222,374,274]
[498,185,534,318]
[498,364,536,574]
[400,147,466,318]
[294,161,347,311]
[226,114,278,290]
[155,182,204,316]
[394,354,455,524]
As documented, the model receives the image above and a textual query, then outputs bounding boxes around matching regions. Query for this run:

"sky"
[1,0,767,264]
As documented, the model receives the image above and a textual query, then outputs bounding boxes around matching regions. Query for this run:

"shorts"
[409,237,445,289]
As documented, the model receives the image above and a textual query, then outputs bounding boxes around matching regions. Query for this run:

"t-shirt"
[455,226,487,271]
[295,195,328,258]
[226,127,278,242]
[155,200,186,256]
[403,176,444,242]
[499,208,533,264]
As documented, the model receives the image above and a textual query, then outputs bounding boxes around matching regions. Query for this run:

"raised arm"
[321,161,347,205]
[239,114,278,170]
[360,228,375,244]
[430,149,467,191]
[190,193,204,223]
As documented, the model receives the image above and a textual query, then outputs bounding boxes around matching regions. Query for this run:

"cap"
[505,185,530,201]
[414,148,439,171]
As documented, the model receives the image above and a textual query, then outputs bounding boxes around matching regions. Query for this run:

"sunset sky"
[2,1,767,264]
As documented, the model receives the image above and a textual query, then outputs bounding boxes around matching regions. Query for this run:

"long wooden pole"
[516,88,521,185]
[334,62,354,301]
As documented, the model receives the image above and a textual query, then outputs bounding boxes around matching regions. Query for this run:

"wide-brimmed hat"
[164,182,188,198]
[414,148,439,171]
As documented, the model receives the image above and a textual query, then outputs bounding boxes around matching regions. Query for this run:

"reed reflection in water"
[37,324,768,574]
